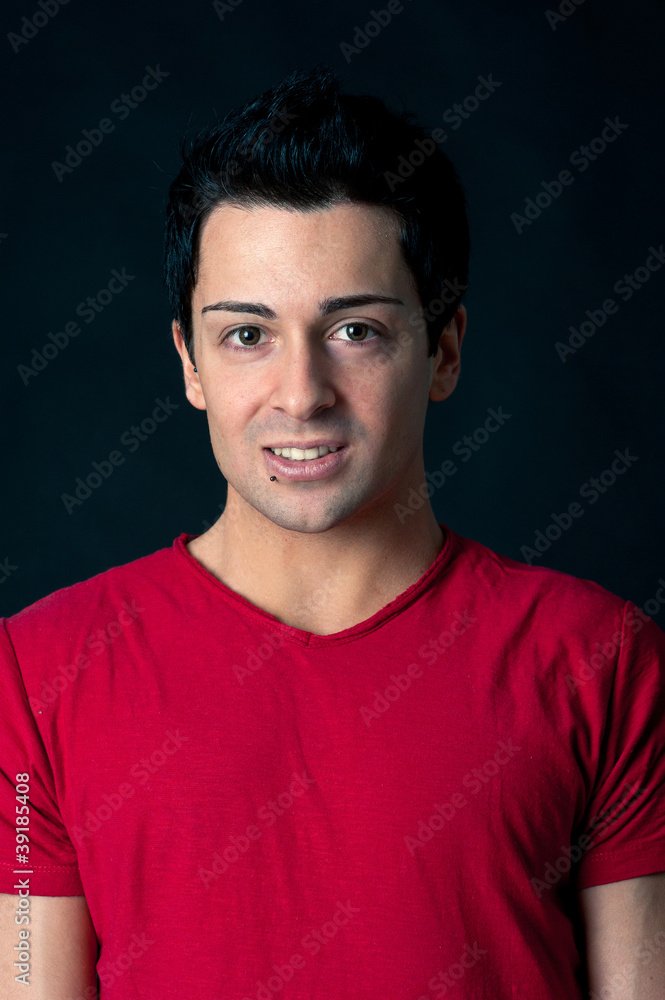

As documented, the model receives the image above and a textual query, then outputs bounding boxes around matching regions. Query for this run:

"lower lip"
[263,447,348,481]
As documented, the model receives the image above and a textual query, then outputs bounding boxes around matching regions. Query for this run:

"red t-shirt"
[1,526,664,999]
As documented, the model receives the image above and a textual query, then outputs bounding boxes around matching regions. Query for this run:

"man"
[1,65,664,999]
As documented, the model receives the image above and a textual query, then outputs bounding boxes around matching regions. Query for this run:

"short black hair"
[163,64,470,364]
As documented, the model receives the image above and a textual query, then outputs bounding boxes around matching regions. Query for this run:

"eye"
[221,321,384,352]
[223,325,265,350]
[332,322,382,345]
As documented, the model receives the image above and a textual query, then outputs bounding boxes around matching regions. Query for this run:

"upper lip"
[265,442,345,449]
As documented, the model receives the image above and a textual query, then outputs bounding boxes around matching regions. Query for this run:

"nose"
[267,336,337,421]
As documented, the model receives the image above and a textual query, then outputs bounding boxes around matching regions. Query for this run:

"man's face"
[173,200,464,534]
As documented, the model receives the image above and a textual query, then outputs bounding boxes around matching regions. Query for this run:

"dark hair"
[163,64,470,364]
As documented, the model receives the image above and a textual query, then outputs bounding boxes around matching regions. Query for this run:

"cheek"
[205,393,262,467]
[205,398,237,443]
[379,365,427,417]
[383,376,430,449]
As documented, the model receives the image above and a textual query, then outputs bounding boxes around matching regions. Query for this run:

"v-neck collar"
[173,525,455,647]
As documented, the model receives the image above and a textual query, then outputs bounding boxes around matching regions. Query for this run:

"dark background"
[2,0,664,619]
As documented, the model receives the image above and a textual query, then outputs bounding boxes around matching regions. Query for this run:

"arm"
[578,871,665,999]
[0,893,98,999]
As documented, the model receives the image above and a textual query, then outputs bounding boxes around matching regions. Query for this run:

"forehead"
[194,200,415,298]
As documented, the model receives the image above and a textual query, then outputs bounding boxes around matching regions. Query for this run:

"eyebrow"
[200,293,405,318]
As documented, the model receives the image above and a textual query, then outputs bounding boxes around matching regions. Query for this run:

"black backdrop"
[2,0,664,619]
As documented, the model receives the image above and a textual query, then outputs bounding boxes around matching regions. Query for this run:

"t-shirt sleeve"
[575,600,665,889]
[0,618,84,895]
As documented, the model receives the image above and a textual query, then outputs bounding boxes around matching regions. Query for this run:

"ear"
[172,319,206,411]
[428,306,467,402]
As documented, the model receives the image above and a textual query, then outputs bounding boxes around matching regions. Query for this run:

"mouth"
[262,444,348,481]
[265,443,343,462]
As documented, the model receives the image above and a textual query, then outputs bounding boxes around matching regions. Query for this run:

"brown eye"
[346,324,369,341]
[226,325,263,348]
[335,323,381,344]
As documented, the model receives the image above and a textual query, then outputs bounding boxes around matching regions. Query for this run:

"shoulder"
[2,536,183,655]
[438,531,665,711]
[447,528,632,629]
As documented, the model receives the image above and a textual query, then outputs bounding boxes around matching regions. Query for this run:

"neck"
[190,489,445,636]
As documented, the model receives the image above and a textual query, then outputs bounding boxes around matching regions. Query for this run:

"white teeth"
[270,445,339,460]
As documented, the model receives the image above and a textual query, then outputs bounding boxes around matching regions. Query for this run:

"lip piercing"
[270,476,276,481]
